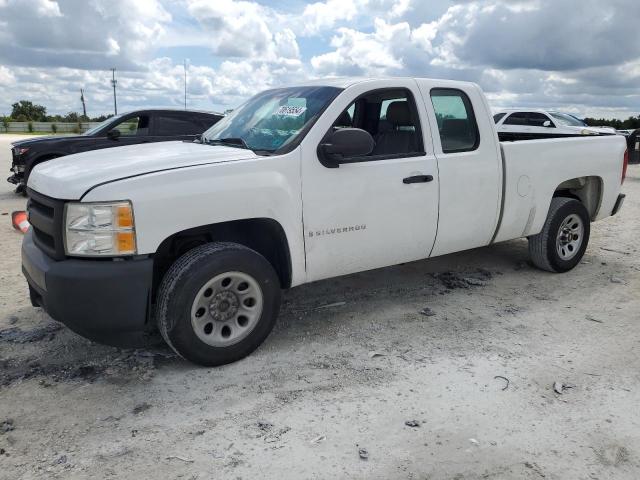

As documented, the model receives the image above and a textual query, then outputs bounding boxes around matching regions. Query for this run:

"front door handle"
[403,175,433,184]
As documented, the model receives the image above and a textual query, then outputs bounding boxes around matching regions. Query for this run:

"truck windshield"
[83,115,121,136]
[549,112,586,127]
[202,86,342,154]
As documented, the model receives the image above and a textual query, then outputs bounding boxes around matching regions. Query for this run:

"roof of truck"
[285,77,478,89]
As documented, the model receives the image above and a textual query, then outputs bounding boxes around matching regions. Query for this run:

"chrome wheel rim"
[556,214,584,261]
[190,271,264,347]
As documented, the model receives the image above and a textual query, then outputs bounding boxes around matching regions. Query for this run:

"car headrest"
[442,118,471,137]
[386,101,412,126]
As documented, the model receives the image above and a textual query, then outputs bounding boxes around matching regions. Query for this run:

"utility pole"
[183,59,187,110]
[80,88,87,118]
[110,68,118,115]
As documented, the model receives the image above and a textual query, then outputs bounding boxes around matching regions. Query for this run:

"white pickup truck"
[22,77,628,366]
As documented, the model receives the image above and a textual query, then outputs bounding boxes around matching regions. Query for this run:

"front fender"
[82,151,307,286]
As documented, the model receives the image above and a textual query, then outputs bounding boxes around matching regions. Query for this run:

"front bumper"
[8,157,25,185]
[21,230,154,345]
[7,173,21,185]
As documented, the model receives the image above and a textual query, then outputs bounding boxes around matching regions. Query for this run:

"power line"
[80,88,87,118]
[184,59,187,110]
[110,68,118,115]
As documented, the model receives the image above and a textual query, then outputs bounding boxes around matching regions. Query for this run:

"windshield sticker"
[274,105,307,117]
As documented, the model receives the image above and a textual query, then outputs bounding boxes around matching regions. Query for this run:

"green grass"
[0,131,72,135]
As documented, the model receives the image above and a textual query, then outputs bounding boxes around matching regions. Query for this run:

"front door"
[300,80,439,282]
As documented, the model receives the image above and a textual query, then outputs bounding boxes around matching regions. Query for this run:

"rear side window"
[198,115,221,130]
[493,112,506,123]
[156,115,203,136]
[528,112,554,127]
[430,89,479,153]
[503,112,528,126]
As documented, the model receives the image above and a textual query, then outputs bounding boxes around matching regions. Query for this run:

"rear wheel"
[156,242,281,366]
[528,197,590,272]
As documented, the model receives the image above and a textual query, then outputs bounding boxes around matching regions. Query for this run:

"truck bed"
[493,135,627,243]
[498,132,616,142]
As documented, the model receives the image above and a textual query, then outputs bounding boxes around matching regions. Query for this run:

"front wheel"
[156,242,282,366]
[528,197,590,272]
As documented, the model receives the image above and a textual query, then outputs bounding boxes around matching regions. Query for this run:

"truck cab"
[22,78,627,366]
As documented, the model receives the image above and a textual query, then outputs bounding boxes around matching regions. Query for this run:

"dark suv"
[8,109,223,193]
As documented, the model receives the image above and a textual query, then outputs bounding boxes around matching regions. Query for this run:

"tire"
[528,197,590,273]
[156,242,282,366]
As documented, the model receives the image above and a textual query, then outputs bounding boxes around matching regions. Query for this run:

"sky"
[0,0,638,119]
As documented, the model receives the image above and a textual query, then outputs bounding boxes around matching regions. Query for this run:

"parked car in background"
[628,129,640,164]
[22,77,627,366]
[617,129,635,136]
[495,109,615,141]
[7,109,223,193]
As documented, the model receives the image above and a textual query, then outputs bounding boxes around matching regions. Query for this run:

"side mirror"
[318,128,375,168]
[107,129,121,140]
[543,120,552,128]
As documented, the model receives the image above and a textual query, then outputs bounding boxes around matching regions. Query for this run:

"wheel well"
[153,218,292,294]
[553,176,603,220]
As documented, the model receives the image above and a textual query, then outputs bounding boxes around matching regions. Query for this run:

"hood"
[28,141,257,199]
[11,135,86,148]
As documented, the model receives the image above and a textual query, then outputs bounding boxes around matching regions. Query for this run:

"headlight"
[13,146,29,156]
[64,201,137,257]
[580,129,597,135]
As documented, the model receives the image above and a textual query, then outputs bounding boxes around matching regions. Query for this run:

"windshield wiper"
[205,137,249,149]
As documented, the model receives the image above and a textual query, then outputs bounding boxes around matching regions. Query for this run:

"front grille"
[27,189,67,260]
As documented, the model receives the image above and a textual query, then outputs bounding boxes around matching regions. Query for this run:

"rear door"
[300,80,439,282]
[415,81,502,257]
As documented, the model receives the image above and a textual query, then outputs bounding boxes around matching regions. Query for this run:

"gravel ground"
[0,134,639,479]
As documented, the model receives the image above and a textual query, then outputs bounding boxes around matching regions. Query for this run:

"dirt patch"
[434,268,495,289]
[0,322,62,343]
[0,138,639,479]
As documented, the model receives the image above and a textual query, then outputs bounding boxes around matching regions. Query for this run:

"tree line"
[583,116,640,130]
[4,100,112,123]
[4,99,640,131]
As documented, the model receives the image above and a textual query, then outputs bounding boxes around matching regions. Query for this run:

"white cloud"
[312,19,408,75]
[0,65,15,85]
[300,0,411,35]
[0,0,637,119]
[35,0,61,17]
[0,0,171,69]
[185,0,300,60]
[301,0,359,35]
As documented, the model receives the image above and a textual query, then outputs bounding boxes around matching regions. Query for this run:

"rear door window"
[503,112,528,126]
[528,112,554,127]
[155,115,204,136]
[430,89,479,153]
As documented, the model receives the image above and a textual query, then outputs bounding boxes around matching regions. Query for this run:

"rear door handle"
[403,175,433,184]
